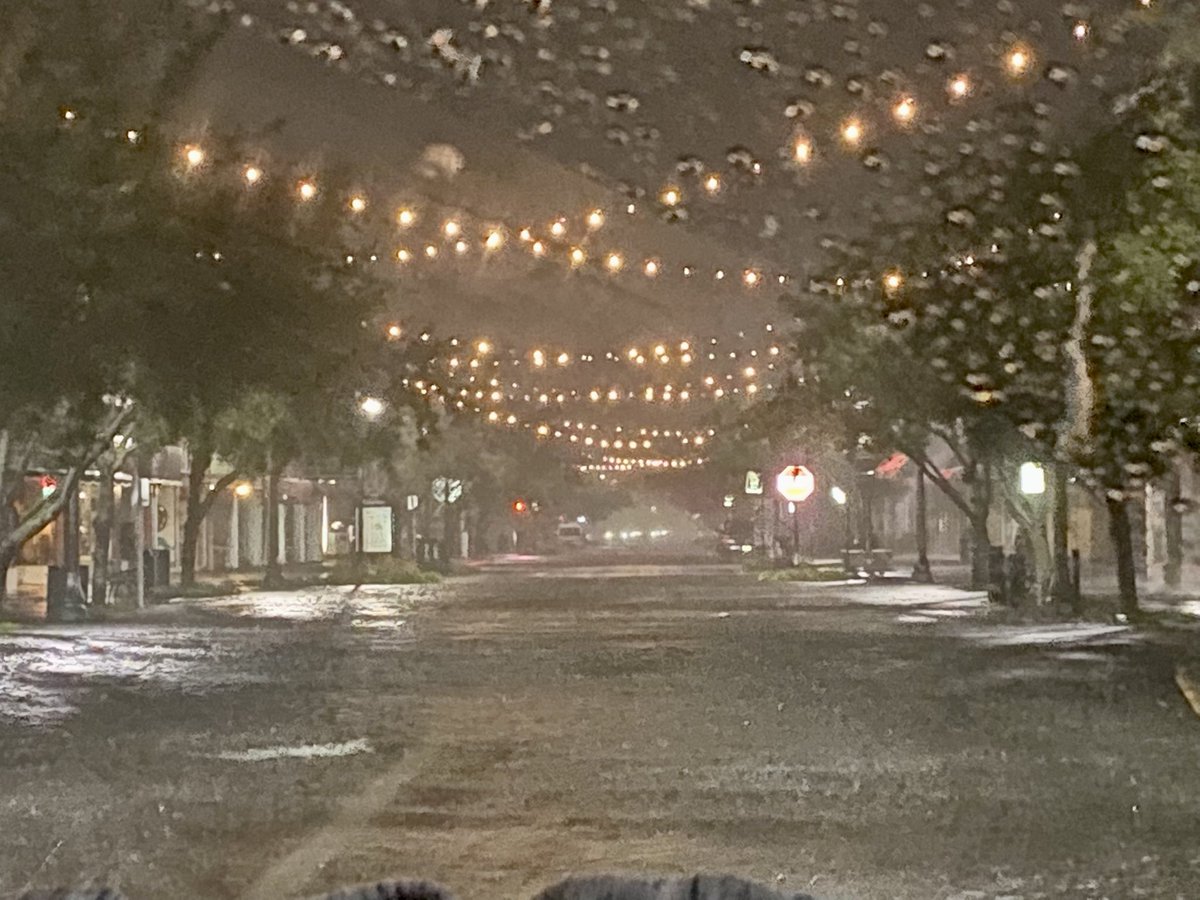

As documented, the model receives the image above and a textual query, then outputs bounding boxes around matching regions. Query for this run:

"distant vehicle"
[555,522,587,547]
[716,519,755,558]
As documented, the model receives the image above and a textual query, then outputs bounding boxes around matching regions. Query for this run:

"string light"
[386,323,403,339]
[424,244,438,258]
[532,240,546,257]
[1072,21,1089,40]
[892,97,917,125]
[948,74,972,100]
[485,229,504,251]
[518,227,533,242]
[182,144,205,168]
[743,269,760,287]
[884,271,904,292]
[586,209,605,229]
[243,165,262,185]
[477,340,491,355]
[1006,45,1031,76]
[607,252,624,272]
[644,259,659,277]
[793,137,813,164]
[297,179,317,200]
[443,219,461,238]
[397,208,416,227]
[396,248,412,263]
[659,186,682,207]
[455,240,469,255]
[840,118,864,146]
[569,247,586,266]
[704,173,722,193]
[550,218,567,237]
[349,194,367,213]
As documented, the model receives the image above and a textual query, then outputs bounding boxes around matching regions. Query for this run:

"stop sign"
[775,465,815,503]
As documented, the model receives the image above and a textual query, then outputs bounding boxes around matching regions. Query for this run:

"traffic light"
[512,498,528,514]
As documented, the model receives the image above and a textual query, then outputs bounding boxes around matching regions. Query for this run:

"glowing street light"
[1019,462,1047,495]
[233,481,254,499]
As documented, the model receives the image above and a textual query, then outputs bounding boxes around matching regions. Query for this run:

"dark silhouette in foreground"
[21,873,816,900]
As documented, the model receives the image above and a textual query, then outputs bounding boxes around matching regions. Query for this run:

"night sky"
[175,0,1169,453]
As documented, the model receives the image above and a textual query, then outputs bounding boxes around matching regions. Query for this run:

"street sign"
[405,494,419,512]
[433,478,464,504]
[361,505,394,554]
[744,470,763,495]
[775,465,815,503]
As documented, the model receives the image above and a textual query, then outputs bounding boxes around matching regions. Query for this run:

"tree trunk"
[181,446,211,588]
[968,463,992,590]
[0,542,14,610]
[48,483,88,622]
[1106,495,1140,618]
[91,461,115,606]
[912,466,933,582]
[1164,467,1183,589]
[1050,463,1074,607]
[263,452,285,588]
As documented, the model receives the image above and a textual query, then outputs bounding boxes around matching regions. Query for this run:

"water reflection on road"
[0,585,432,726]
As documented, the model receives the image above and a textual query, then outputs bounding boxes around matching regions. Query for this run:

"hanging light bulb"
[1006,44,1032,76]
[484,229,504,251]
[703,173,722,193]
[659,186,682,206]
[606,252,624,272]
[892,97,917,125]
[569,247,586,267]
[549,219,567,237]
[395,248,412,263]
[443,219,461,238]
[586,209,605,229]
[297,179,317,200]
[531,240,546,256]
[1072,20,1089,40]
[397,208,415,227]
[948,73,972,100]
[454,240,469,255]
[840,118,863,146]
[743,269,760,287]
[348,194,367,213]
[644,259,660,277]
[182,144,205,168]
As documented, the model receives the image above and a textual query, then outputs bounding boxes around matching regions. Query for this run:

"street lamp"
[359,396,386,420]
[1020,462,1047,495]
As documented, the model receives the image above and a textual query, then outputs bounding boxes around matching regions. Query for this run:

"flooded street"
[2,569,1199,899]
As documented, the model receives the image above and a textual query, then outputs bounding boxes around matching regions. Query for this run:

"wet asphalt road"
[1,566,1199,900]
